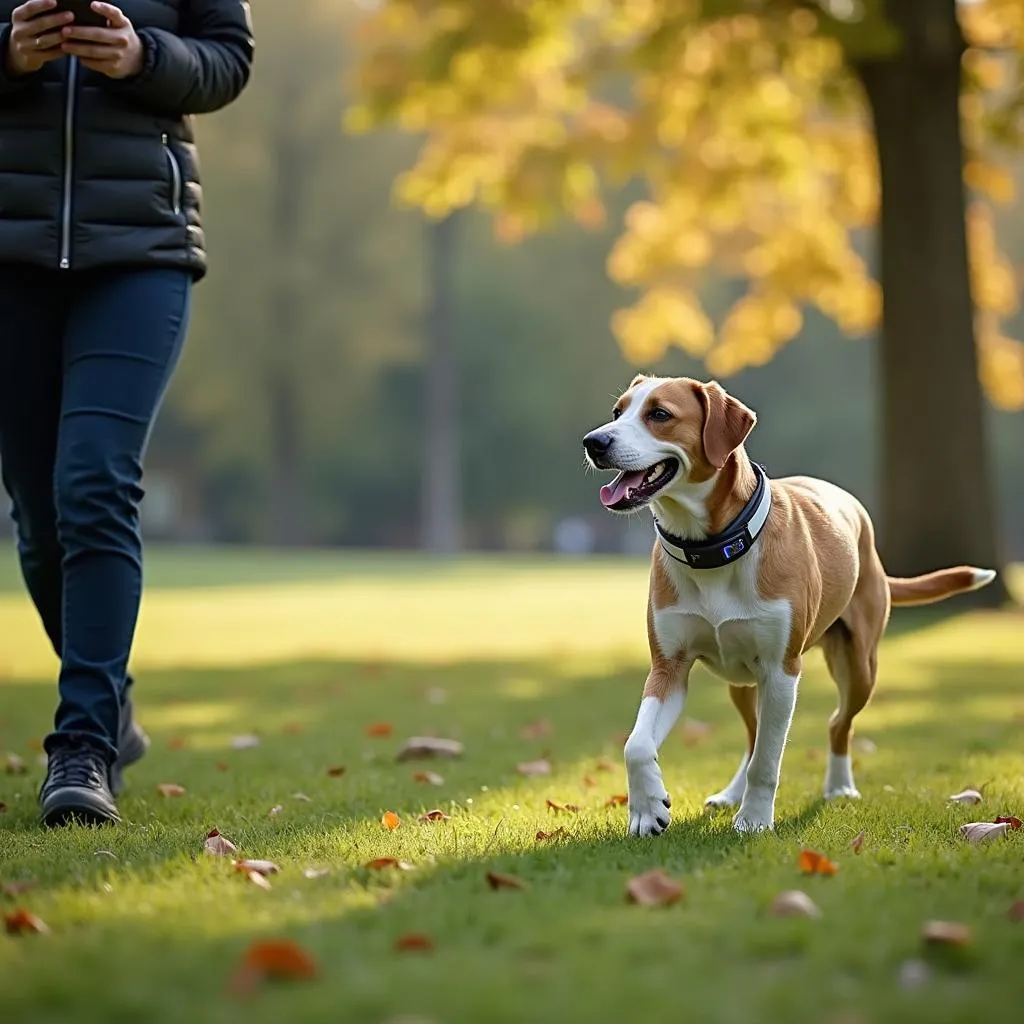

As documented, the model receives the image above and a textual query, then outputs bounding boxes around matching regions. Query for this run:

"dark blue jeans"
[0,265,190,762]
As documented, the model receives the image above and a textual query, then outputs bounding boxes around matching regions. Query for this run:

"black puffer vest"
[0,0,253,279]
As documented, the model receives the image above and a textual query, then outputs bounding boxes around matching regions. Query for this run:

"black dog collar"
[654,464,772,570]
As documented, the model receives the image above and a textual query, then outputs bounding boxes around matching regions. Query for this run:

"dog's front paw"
[732,788,774,834]
[824,784,861,801]
[704,784,744,810]
[625,761,671,837]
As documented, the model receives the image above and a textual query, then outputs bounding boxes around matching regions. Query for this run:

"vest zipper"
[59,57,79,270]
[162,134,183,216]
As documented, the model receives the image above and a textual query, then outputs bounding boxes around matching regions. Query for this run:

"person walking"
[0,0,253,825]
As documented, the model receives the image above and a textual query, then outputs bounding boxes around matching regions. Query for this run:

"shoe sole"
[40,786,121,828]
[109,723,150,798]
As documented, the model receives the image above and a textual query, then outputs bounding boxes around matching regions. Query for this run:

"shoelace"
[46,746,107,789]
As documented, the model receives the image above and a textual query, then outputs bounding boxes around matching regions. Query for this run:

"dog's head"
[583,375,756,514]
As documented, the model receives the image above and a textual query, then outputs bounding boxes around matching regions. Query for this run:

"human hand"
[4,0,74,76]
[60,2,142,79]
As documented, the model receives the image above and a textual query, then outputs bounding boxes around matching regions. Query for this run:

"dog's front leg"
[733,662,800,834]
[623,657,691,837]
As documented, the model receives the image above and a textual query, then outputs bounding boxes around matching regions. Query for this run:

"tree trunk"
[421,213,462,554]
[854,0,1008,606]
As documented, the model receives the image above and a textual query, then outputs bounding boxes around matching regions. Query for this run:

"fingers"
[20,11,74,35]
[12,0,57,24]
[89,2,129,28]
[59,41,118,60]
[61,25,126,44]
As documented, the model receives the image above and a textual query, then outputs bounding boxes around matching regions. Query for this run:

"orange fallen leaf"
[4,753,26,775]
[921,920,972,947]
[365,857,415,871]
[233,860,280,877]
[595,757,616,772]
[381,811,400,830]
[395,737,463,761]
[582,776,596,789]
[418,809,450,823]
[1008,900,1024,923]
[606,794,629,808]
[770,890,822,918]
[394,933,433,952]
[850,830,867,854]
[486,871,527,891]
[535,827,566,841]
[4,909,49,935]
[798,849,839,876]
[544,799,579,814]
[326,766,347,778]
[517,759,551,777]
[204,828,238,857]
[215,761,230,772]
[520,719,552,740]
[413,771,444,786]
[994,815,1023,830]
[283,723,304,735]
[366,722,394,738]
[1,881,35,898]
[230,938,318,996]
[625,869,684,907]
[167,736,188,751]
[157,783,186,798]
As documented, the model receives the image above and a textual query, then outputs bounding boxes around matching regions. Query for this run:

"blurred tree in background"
[348,0,1024,601]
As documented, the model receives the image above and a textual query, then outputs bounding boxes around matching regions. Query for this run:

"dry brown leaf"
[395,737,463,762]
[157,783,186,798]
[366,722,394,738]
[1008,900,1024,923]
[949,788,983,805]
[231,734,261,750]
[1,881,35,898]
[625,869,684,907]
[516,759,551,777]
[959,821,1009,843]
[595,757,616,772]
[544,799,580,814]
[798,849,839,876]
[167,736,188,751]
[486,871,527,891]
[215,761,230,772]
[921,920,972,946]
[4,753,26,775]
[326,766,347,778]
[520,720,552,740]
[418,809,450,823]
[413,771,444,786]
[394,933,434,952]
[681,718,713,746]
[365,857,415,871]
[850,830,867,855]
[245,870,272,891]
[233,860,280,877]
[582,776,596,789]
[770,890,822,919]
[203,828,239,857]
[4,909,49,935]
[535,827,566,841]
[230,938,318,996]
[994,815,1023,830]
[606,794,628,807]
[381,811,401,830]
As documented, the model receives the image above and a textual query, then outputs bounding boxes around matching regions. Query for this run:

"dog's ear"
[629,373,648,389]
[696,380,756,469]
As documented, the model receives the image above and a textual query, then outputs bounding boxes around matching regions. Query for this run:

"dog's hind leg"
[704,684,757,809]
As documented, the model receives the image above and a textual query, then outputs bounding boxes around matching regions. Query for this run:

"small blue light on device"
[722,539,745,560]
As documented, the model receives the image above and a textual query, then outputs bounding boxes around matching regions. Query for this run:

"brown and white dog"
[583,375,997,836]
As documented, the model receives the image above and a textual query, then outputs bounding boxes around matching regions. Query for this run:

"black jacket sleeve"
[0,23,37,96]
[110,0,254,115]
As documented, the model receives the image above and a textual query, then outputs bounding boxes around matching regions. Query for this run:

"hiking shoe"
[110,699,150,798]
[39,741,121,827]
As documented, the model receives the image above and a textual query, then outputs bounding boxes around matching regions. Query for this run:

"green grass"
[1,553,1023,1024]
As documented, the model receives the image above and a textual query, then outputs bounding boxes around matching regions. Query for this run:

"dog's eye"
[648,408,672,423]
[612,407,622,420]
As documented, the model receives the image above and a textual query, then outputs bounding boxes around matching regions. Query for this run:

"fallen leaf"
[853,737,878,754]
[215,761,230,772]
[233,860,280,877]
[486,871,527,891]
[517,759,551,777]
[418,809,450,823]
[4,753,26,775]
[595,757,616,772]
[949,788,983,805]
[269,805,283,817]
[230,939,318,996]
[231,734,261,750]
[381,811,400,830]
[283,723,304,735]
[994,815,1023,830]
[204,828,239,857]
[245,870,272,891]
[157,783,186,798]
[625,869,684,907]
[326,766,347,778]
[394,933,433,952]
[770,890,822,919]
[921,920,972,946]
[582,776,596,788]
[544,799,580,814]
[850,830,867,854]
[520,719,552,740]
[606,794,628,808]
[302,867,329,880]
[798,849,839,876]
[1,882,35,898]
[681,718,713,745]
[1008,900,1024,923]
[535,827,566,841]
[167,736,188,751]
[959,821,1009,843]
[413,770,444,786]
[365,857,415,871]
[395,737,463,761]
[4,909,49,935]
[366,722,394,738]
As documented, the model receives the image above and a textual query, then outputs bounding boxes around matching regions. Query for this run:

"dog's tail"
[887,566,998,607]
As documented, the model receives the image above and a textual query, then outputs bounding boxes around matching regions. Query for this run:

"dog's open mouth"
[599,458,679,511]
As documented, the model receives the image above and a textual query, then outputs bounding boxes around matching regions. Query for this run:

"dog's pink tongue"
[600,470,646,508]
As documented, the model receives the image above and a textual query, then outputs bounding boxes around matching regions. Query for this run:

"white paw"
[732,788,774,833]
[824,784,862,801]
[732,811,773,834]
[626,760,671,837]
[823,754,860,801]
[704,780,745,809]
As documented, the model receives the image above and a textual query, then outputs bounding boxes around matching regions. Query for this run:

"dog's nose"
[583,431,614,459]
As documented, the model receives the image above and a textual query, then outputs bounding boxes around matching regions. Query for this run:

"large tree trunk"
[855,0,1008,607]
[421,213,462,554]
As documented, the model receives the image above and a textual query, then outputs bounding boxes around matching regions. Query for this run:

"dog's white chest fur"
[652,545,791,684]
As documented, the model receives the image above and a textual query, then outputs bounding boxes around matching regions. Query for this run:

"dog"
[583,375,997,836]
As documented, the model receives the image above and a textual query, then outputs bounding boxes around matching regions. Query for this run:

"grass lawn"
[1,548,1023,1024]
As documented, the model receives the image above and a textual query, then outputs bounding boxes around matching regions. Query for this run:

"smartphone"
[53,0,108,28]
